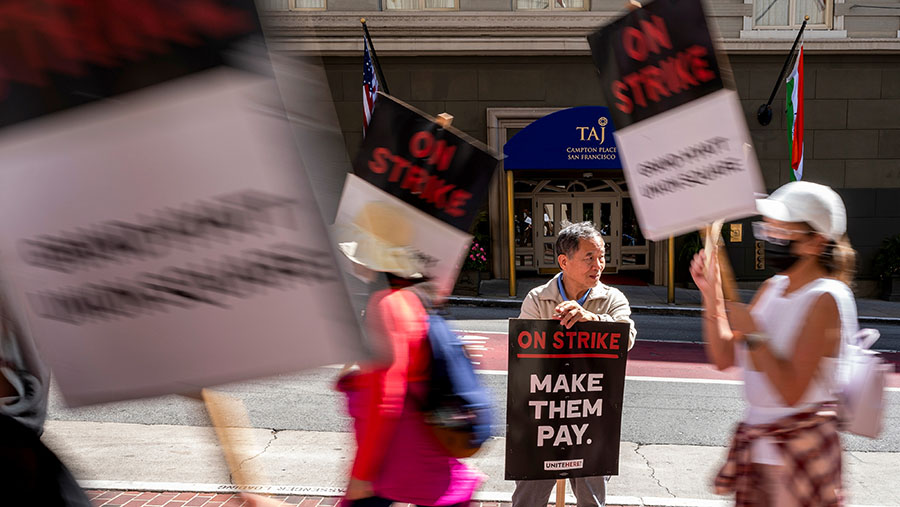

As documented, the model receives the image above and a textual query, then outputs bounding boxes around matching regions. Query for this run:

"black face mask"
[765,240,801,272]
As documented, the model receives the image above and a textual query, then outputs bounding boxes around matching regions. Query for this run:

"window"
[294,0,326,9]
[517,0,587,10]
[384,0,457,10]
[753,0,832,29]
[256,0,325,9]
[257,0,290,9]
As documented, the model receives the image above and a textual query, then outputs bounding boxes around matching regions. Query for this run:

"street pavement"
[46,307,900,507]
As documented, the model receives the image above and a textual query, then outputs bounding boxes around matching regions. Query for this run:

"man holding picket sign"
[510,222,635,507]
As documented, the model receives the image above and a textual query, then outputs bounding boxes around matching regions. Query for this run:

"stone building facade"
[262,1,900,294]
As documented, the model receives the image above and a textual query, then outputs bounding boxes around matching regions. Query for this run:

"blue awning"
[503,106,622,171]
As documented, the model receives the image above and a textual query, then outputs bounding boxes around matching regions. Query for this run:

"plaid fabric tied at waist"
[714,406,843,506]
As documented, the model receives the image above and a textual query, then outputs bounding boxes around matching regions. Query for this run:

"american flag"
[362,40,379,136]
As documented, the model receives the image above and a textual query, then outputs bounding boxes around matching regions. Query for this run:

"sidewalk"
[448,277,900,322]
[43,421,900,507]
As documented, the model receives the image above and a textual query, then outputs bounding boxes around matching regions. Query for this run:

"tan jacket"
[519,273,636,350]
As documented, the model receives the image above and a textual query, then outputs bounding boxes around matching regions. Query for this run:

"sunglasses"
[751,221,814,246]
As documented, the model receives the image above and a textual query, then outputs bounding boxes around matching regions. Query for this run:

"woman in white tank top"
[690,181,858,507]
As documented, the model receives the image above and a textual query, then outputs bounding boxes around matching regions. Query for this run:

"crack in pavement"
[229,429,280,484]
[633,443,675,498]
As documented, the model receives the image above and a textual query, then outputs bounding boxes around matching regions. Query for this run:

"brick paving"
[85,492,523,507]
[84,492,632,507]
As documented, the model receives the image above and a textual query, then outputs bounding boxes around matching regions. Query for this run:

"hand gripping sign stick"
[703,220,740,302]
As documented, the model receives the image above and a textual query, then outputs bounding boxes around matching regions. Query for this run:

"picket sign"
[587,0,765,241]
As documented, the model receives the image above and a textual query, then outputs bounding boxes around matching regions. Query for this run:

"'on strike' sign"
[505,319,629,481]
[587,0,764,240]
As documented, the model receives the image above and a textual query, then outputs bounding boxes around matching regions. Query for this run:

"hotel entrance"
[513,178,648,275]
[534,194,620,271]
[490,106,657,293]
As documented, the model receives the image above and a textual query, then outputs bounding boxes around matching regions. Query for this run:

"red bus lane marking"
[625,341,741,381]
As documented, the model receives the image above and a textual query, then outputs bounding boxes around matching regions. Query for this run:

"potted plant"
[454,241,489,296]
[873,234,900,301]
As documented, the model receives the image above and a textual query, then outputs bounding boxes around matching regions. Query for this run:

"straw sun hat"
[335,201,424,279]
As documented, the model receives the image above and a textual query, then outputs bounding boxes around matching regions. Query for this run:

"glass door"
[535,198,575,271]
[577,197,621,273]
[536,196,618,272]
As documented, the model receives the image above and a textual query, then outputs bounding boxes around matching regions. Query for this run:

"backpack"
[837,328,892,438]
[420,310,492,458]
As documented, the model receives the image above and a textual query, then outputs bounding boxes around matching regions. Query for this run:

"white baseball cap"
[755,181,847,241]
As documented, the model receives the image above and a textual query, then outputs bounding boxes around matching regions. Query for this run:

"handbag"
[837,328,892,438]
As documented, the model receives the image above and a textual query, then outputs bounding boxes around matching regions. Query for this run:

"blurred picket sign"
[0,0,367,407]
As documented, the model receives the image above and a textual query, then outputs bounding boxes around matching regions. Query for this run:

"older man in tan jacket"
[511,221,636,507]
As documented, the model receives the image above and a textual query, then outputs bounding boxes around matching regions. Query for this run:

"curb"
[77,481,886,507]
[76,481,727,506]
[446,296,899,324]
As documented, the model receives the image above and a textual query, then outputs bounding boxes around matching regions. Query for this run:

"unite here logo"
[544,459,584,471]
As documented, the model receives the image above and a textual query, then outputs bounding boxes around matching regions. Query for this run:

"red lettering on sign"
[577,332,590,349]
[565,331,578,348]
[401,164,428,193]
[534,331,546,349]
[409,131,434,158]
[610,333,620,350]
[614,44,717,114]
[622,26,647,61]
[612,80,633,114]
[640,16,672,55]
[553,331,564,349]
[687,45,716,82]
[423,179,455,208]
[364,140,471,219]
[518,330,532,349]
[518,331,548,349]
[445,189,471,217]
[659,56,688,93]
[639,65,671,103]
[422,175,449,202]
[624,73,647,108]
[369,147,391,174]
[622,15,671,63]
[388,156,411,182]
[0,0,252,94]
[428,140,457,172]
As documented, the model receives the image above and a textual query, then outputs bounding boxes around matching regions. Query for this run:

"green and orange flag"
[786,45,804,181]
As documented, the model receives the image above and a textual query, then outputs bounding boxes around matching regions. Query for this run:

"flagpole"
[756,16,808,125]
[360,18,391,96]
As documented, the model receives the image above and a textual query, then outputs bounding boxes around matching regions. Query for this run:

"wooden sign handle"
[702,221,739,302]
[202,388,266,490]
[436,112,454,128]
[556,479,566,507]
